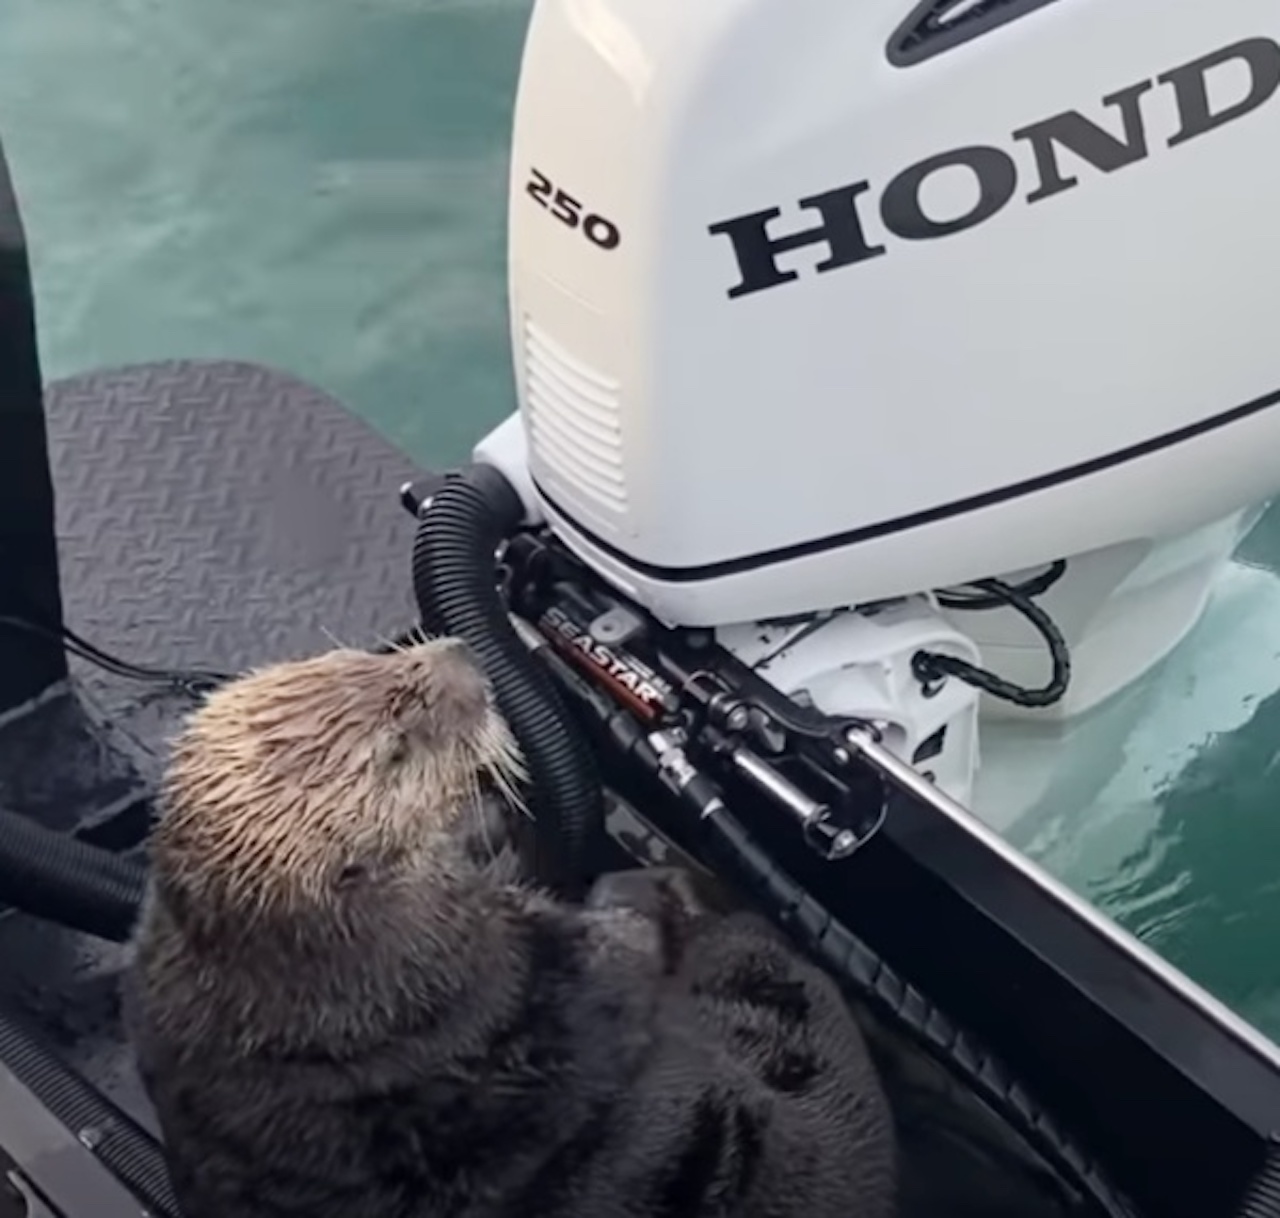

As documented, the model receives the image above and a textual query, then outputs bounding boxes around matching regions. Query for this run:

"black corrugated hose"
[0,804,145,941]
[1236,1136,1280,1217]
[411,464,605,897]
[0,1003,181,1217]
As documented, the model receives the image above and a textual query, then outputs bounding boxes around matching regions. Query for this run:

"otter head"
[150,638,527,932]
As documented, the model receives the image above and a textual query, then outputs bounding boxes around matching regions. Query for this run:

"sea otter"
[124,638,897,1218]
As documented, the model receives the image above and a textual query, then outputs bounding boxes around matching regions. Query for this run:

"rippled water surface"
[991,506,1280,1037]
[4,0,1280,1041]
[0,0,527,461]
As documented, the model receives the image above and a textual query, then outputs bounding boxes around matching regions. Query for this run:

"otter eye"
[337,864,367,888]
[386,736,410,766]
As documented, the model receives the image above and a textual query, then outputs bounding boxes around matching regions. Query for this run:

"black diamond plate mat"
[0,359,432,1135]
[45,359,426,773]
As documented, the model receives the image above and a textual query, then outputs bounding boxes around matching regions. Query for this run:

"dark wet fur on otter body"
[124,643,897,1218]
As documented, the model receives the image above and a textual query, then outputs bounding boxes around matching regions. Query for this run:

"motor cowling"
[506,0,1280,626]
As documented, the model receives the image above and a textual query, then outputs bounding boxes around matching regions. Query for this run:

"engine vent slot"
[887,0,1063,67]
[523,318,627,517]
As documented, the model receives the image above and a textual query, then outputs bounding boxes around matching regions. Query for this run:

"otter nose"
[441,638,482,670]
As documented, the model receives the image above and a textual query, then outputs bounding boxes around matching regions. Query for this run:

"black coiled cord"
[915,573,1072,709]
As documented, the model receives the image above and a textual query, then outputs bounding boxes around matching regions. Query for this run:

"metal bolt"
[833,830,858,855]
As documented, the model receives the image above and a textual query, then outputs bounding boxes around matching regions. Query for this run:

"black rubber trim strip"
[537,381,1280,584]
[887,0,1065,68]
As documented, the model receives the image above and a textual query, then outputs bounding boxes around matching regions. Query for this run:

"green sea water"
[3,0,1280,1042]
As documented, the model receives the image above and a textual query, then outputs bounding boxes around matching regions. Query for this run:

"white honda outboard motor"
[471,0,1280,813]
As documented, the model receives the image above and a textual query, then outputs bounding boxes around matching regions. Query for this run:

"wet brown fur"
[125,640,898,1218]
[147,639,523,934]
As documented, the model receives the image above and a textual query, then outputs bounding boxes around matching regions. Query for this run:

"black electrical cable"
[935,560,1068,611]
[0,614,236,698]
[915,574,1071,709]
